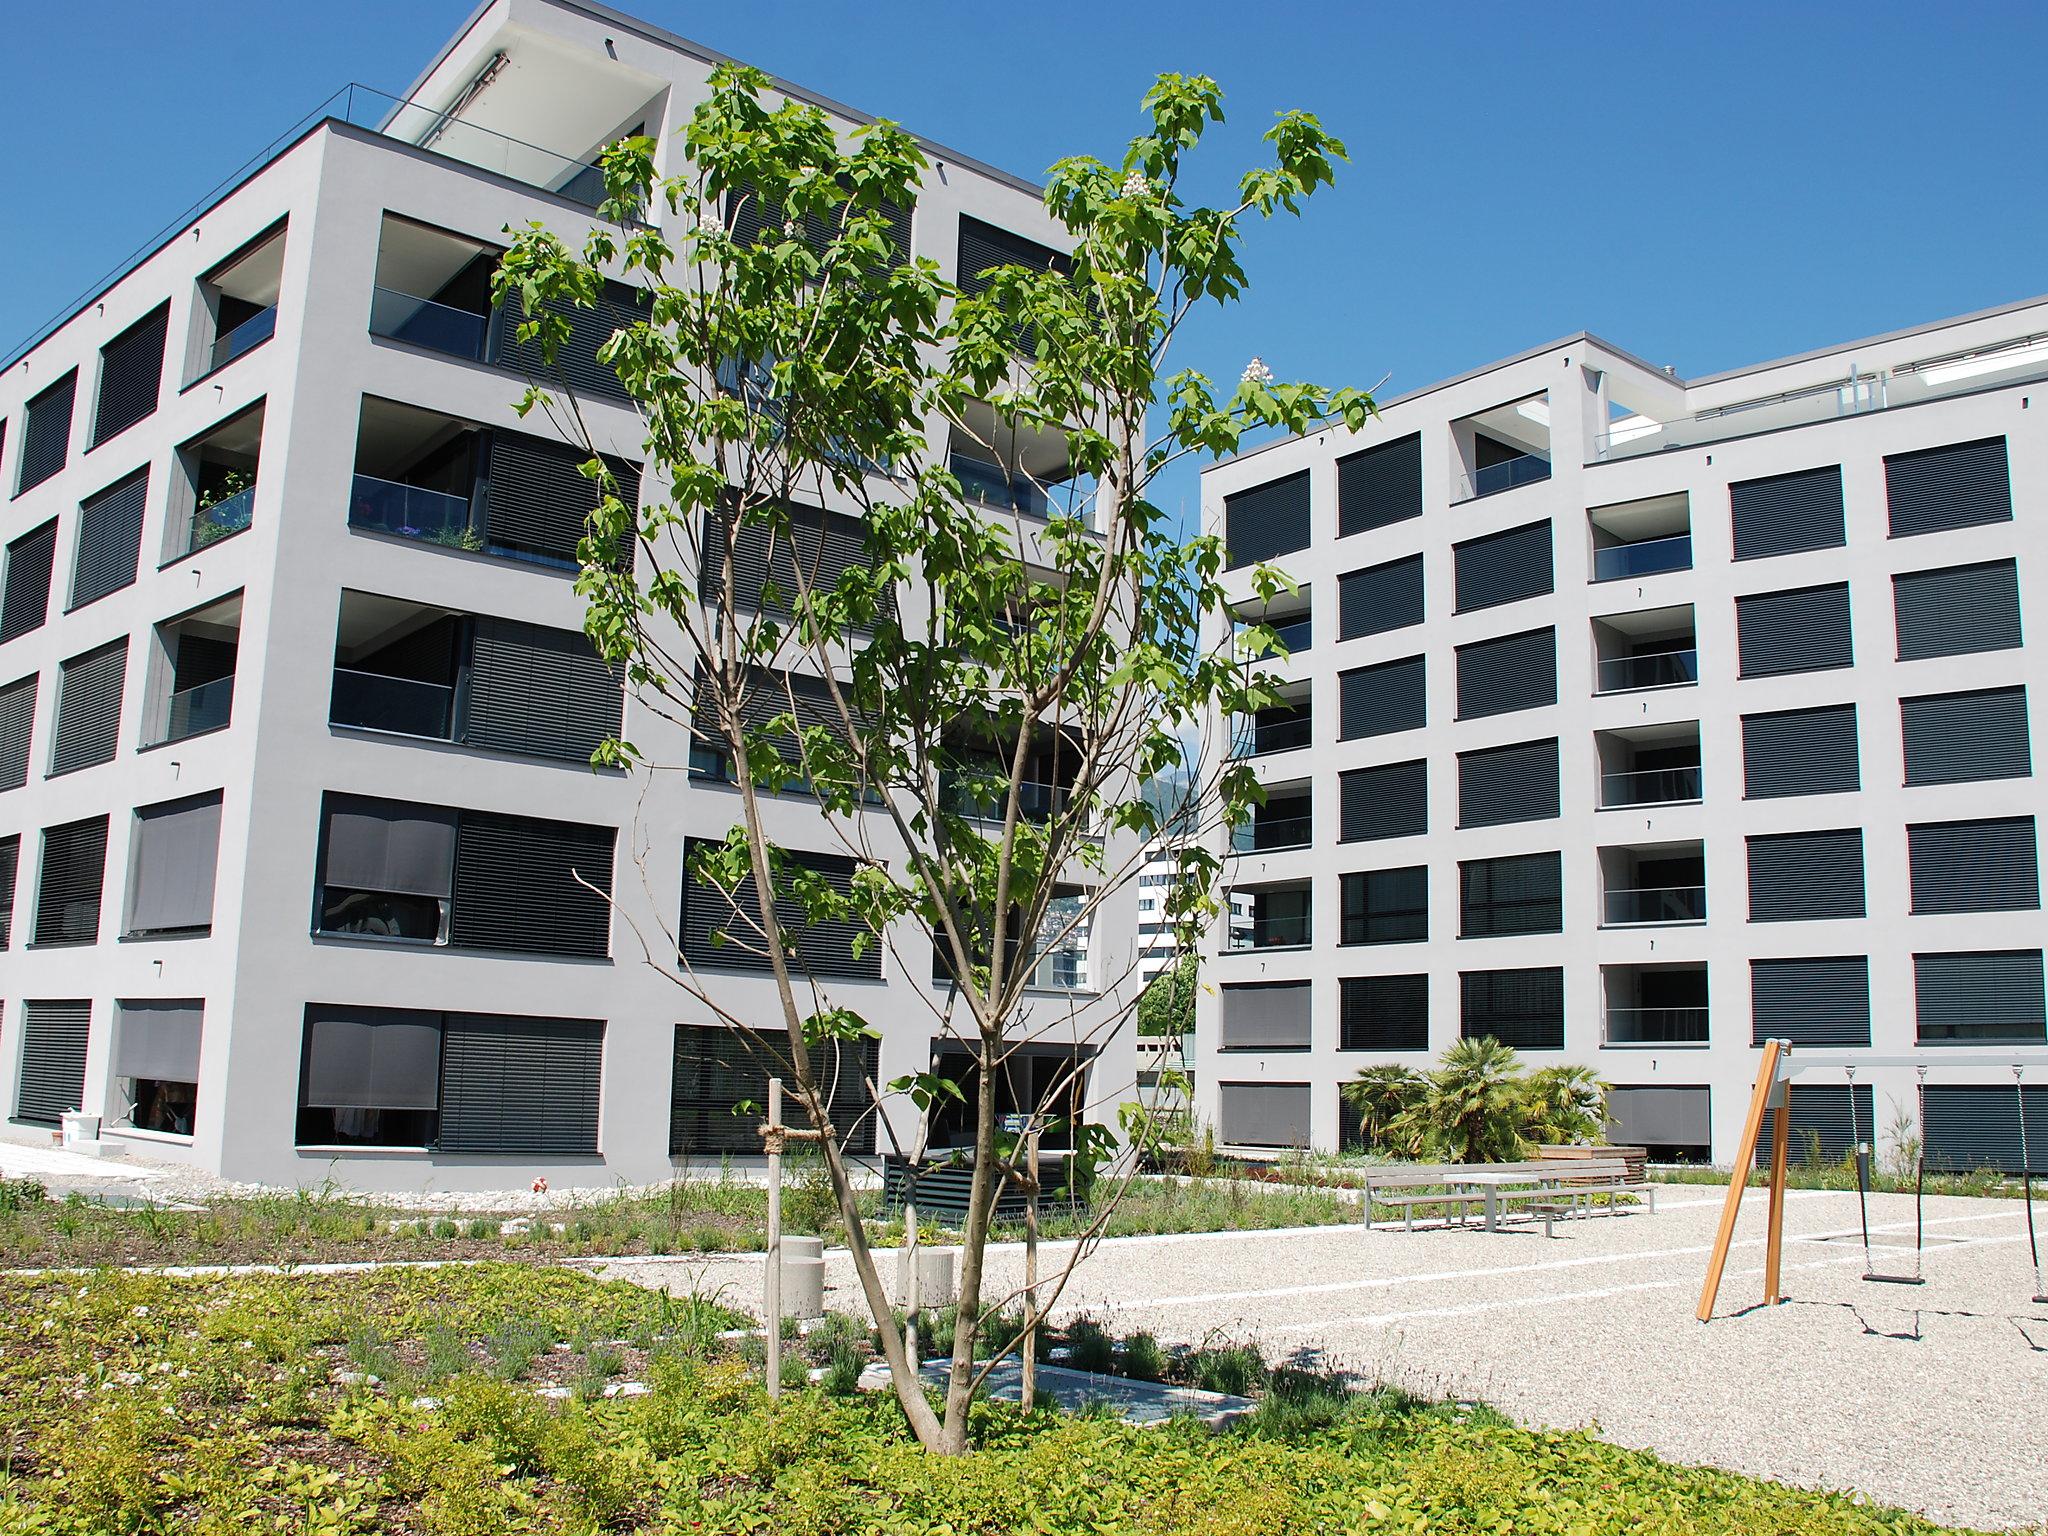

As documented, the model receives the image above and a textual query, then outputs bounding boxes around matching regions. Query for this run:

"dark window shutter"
[16,371,75,495]
[1216,1081,1311,1148]
[0,673,34,790]
[1894,559,2022,661]
[1608,1085,1712,1156]
[1341,865,1428,945]
[1340,655,1425,739]
[725,181,912,280]
[1461,967,1563,1049]
[1337,434,1422,536]
[69,469,148,609]
[1908,817,2040,914]
[1901,686,2030,786]
[1338,553,1424,639]
[702,502,887,629]
[1750,956,1871,1046]
[1224,471,1311,570]
[0,833,17,948]
[1218,981,1312,1050]
[1454,520,1552,612]
[1741,704,1859,799]
[1340,973,1428,1051]
[482,429,640,568]
[1455,626,1556,719]
[34,816,107,945]
[449,811,614,958]
[1914,950,2047,1043]
[1340,759,1426,842]
[1886,437,2011,538]
[91,305,169,446]
[692,662,854,776]
[462,616,621,763]
[17,999,90,1123]
[436,1013,603,1155]
[956,215,1069,296]
[1921,1084,2048,1174]
[1,521,56,643]
[1747,829,1865,923]
[670,1024,878,1155]
[1755,1084,1873,1168]
[50,640,126,776]
[1730,465,1844,560]
[1461,851,1562,937]
[681,838,880,979]
[1458,738,1559,827]
[487,279,644,403]
[1737,583,1852,677]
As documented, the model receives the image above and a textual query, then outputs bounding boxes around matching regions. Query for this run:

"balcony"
[189,486,255,551]
[368,215,502,363]
[1232,692,1312,758]
[1593,605,1698,696]
[329,592,464,742]
[938,776,1071,824]
[1603,963,1709,1046]
[349,474,477,547]
[1452,395,1551,504]
[1597,722,1702,808]
[1590,492,1691,583]
[147,592,241,747]
[370,287,488,361]
[1232,590,1312,660]
[1231,793,1312,854]
[174,402,264,557]
[331,668,456,738]
[1227,884,1312,951]
[948,401,1098,529]
[349,397,482,550]
[952,452,1048,518]
[208,306,276,374]
[192,224,285,383]
[1600,842,1706,927]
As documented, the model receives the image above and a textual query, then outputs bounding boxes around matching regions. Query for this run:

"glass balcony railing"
[1232,713,1312,758]
[1596,647,1698,694]
[1237,615,1312,657]
[188,486,255,552]
[160,675,234,742]
[1594,376,1881,462]
[1604,885,1707,926]
[1231,815,1313,853]
[330,668,456,739]
[1593,532,1692,581]
[208,306,276,373]
[369,286,489,361]
[1605,1006,1710,1045]
[348,474,477,548]
[951,454,1049,519]
[1601,764,1702,807]
[1455,453,1550,502]
[1230,912,1312,950]
[1029,949,1091,991]
[938,776,1070,823]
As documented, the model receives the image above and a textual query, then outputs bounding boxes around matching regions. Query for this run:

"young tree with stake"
[494,64,1369,1454]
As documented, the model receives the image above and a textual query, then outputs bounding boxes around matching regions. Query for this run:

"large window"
[1460,852,1562,938]
[125,792,223,938]
[91,304,169,447]
[296,1004,603,1154]
[681,837,880,979]
[0,520,56,643]
[34,816,107,946]
[114,1000,203,1136]
[50,639,126,776]
[1461,967,1564,1050]
[1224,470,1311,570]
[69,468,149,610]
[315,794,614,958]
[1341,866,1428,945]
[670,1024,877,1154]
[15,370,75,496]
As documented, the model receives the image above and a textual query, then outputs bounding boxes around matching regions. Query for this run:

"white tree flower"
[1241,356,1274,386]
[1122,170,1150,198]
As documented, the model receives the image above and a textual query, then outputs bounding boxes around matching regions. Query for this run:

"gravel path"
[601,1186,2048,1531]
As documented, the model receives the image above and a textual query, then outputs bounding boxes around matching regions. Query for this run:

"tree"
[1411,1037,1529,1164]
[1520,1063,1607,1146]
[493,66,1369,1454]
[1340,1063,1427,1156]
[1137,953,1198,1037]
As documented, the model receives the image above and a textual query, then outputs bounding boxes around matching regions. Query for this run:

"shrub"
[1119,1330,1167,1382]
[1062,1316,1115,1374]
[1189,1340,1267,1397]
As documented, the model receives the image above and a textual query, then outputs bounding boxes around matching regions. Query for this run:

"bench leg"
[1404,1205,1413,1233]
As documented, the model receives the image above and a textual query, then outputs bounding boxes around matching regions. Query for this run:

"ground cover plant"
[0,1263,1978,1534]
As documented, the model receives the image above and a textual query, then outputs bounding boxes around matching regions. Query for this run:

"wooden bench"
[1363,1158,1657,1234]
[1362,1161,1554,1230]
[1521,1158,1657,1224]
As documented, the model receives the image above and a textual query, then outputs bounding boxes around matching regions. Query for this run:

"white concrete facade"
[0,0,1135,1190]
[1198,299,2048,1165]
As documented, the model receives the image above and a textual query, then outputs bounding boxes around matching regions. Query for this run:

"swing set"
[1697,1039,2048,1321]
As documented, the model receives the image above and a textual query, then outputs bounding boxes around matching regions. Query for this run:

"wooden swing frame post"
[1697,1038,1790,1322]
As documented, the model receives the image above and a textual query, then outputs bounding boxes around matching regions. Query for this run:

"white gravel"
[600,1185,2048,1531]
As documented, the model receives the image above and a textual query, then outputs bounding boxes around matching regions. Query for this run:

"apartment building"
[1199,299,2048,1167]
[0,0,1134,1190]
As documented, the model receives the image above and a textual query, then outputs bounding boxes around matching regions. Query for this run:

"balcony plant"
[494,64,1369,1454]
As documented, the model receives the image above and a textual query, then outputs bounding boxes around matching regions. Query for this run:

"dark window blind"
[1453,520,1552,612]
[34,816,107,945]
[1461,967,1564,1049]
[1340,760,1426,842]
[69,469,148,609]
[1340,973,1428,1051]
[1456,626,1556,719]
[1730,465,1844,560]
[1458,738,1559,827]
[1337,434,1422,536]
[0,521,56,643]
[1340,655,1425,739]
[91,304,169,446]
[1886,437,2011,538]
[1901,686,2030,786]
[1750,956,1871,1046]
[50,640,126,775]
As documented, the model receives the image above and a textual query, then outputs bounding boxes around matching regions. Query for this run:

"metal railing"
[369,286,489,361]
[1603,885,1707,925]
[1231,814,1313,853]
[188,486,255,552]
[1232,712,1313,757]
[1594,374,1882,461]
[1595,647,1698,694]
[1229,913,1312,950]
[1592,532,1691,581]
[161,675,234,742]
[207,306,276,373]
[1454,453,1550,502]
[348,474,476,547]
[1601,764,1701,806]
[1605,1006,1710,1045]
[330,668,456,739]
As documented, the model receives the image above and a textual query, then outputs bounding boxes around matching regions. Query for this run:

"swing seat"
[1861,1272,1925,1286]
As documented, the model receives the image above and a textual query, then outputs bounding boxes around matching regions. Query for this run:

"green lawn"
[0,1264,1978,1535]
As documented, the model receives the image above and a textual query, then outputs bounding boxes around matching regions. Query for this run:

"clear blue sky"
[2,1,2041,517]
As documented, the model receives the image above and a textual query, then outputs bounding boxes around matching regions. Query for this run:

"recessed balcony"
[1227,882,1312,951]
[1597,722,1702,809]
[1452,395,1551,503]
[1600,841,1706,927]
[1593,605,1697,695]
[1603,962,1709,1045]
[146,593,241,746]
[191,224,284,382]
[172,401,264,558]
[1590,491,1692,582]
[1231,788,1312,853]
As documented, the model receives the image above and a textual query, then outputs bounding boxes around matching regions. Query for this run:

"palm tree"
[1520,1064,1608,1146]
[1421,1036,1527,1163]
[1341,1064,1427,1156]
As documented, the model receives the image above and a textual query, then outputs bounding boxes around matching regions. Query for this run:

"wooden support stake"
[1763,1090,1791,1304]
[765,1077,782,1399]
[1697,1038,1785,1322]
[1021,1121,1041,1410]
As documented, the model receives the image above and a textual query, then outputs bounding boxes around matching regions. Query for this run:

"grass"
[0,1263,1980,1535]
